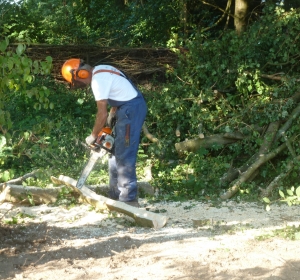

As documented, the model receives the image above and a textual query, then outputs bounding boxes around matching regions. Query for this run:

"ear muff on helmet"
[61,58,90,87]
[76,67,90,79]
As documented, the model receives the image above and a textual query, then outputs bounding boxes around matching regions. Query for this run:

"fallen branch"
[0,180,154,205]
[51,175,168,229]
[142,123,160,143]
[260,155,300,198]
[0,184,67,204]
[220,137,293,200]
[219,121,280,187]
[274,102,300,143]
[175,133,245,153]
[0,170,40,191]
[260,73,286,81]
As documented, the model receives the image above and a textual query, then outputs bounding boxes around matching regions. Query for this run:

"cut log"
[0,184,65,204]
[51,175,168,229]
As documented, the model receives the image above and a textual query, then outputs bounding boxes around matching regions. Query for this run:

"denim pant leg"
[114,96,147,202]
[108,155,120,199]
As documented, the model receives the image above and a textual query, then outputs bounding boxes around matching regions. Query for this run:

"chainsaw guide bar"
[76,149,108,190]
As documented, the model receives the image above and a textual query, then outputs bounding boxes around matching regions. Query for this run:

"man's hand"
[107,111,116,128]
[85,134,96,145]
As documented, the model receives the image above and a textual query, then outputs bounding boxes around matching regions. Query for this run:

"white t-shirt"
[91,65,137,101]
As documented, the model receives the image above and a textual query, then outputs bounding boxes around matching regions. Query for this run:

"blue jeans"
[108,93,147,202]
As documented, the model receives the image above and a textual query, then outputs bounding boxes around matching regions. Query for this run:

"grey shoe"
[107,189,119,200]
[124,199,140,208]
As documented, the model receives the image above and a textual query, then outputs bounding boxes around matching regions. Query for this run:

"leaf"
[0,135,6,149]
[24,132,30,140]
[21,56,30,67]
[7,58,14,70]
[279,190,285,198]
[263,197,270,203]
[0,40,8,52]
[16,44,24,56]
[287,189,294,196]
[24,74,32,83]
[295,232,300,240]
[225,126,231,133]
[27,90,34,98]
[32,60,39,74]
[46,56,53,63]
[2,170,11,182]
[296,186,300,197]
[266,205,271,211]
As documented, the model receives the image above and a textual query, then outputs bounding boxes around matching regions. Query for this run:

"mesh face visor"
[71,79,87,89]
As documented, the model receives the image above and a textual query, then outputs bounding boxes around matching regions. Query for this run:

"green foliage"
[279,186,300,206]
[142,6,300,200]
[0,36,52,182]
[263,186,300,211]
[257,225,300,241]
[168,5,300,135]
[0,0,216,47]
[150,148,230,200]
[4,78,96,180]
[1,2,300,205]
[4,212,35,225]
[55,186,78,208]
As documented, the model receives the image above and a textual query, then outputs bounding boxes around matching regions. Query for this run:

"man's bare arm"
[91,100,108,137]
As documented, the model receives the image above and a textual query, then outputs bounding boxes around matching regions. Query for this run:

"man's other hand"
[85,134,96,145]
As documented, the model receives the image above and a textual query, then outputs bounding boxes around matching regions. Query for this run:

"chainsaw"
[76,127,114,190]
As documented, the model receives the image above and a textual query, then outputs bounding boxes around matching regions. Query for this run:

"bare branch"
[259,156,300,198]
[220,136,295,200]
[142,123,160,143]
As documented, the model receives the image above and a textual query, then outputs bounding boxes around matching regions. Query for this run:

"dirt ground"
[1,199,300,280]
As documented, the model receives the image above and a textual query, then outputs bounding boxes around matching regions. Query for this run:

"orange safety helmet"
[61,58,90,87]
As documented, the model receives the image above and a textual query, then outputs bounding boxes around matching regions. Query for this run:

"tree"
[234,0,250,34]
[0,36,52,181]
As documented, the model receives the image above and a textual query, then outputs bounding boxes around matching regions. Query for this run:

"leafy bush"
[144,5,300,199]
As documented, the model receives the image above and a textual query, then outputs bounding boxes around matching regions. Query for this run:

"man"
[61,58,147,207]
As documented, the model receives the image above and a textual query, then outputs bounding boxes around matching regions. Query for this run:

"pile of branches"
[23,44,178,83]
[175,88,300,200]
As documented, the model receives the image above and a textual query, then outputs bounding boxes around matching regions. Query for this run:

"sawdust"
[1,199,300,280]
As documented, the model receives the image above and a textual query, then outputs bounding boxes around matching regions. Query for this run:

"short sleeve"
[91,75,112,101]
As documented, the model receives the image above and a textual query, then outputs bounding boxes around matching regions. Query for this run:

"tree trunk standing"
[234,0,249,34]
[181,0,188,43]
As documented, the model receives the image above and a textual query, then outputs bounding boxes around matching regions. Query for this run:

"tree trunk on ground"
[175,132,245,153]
